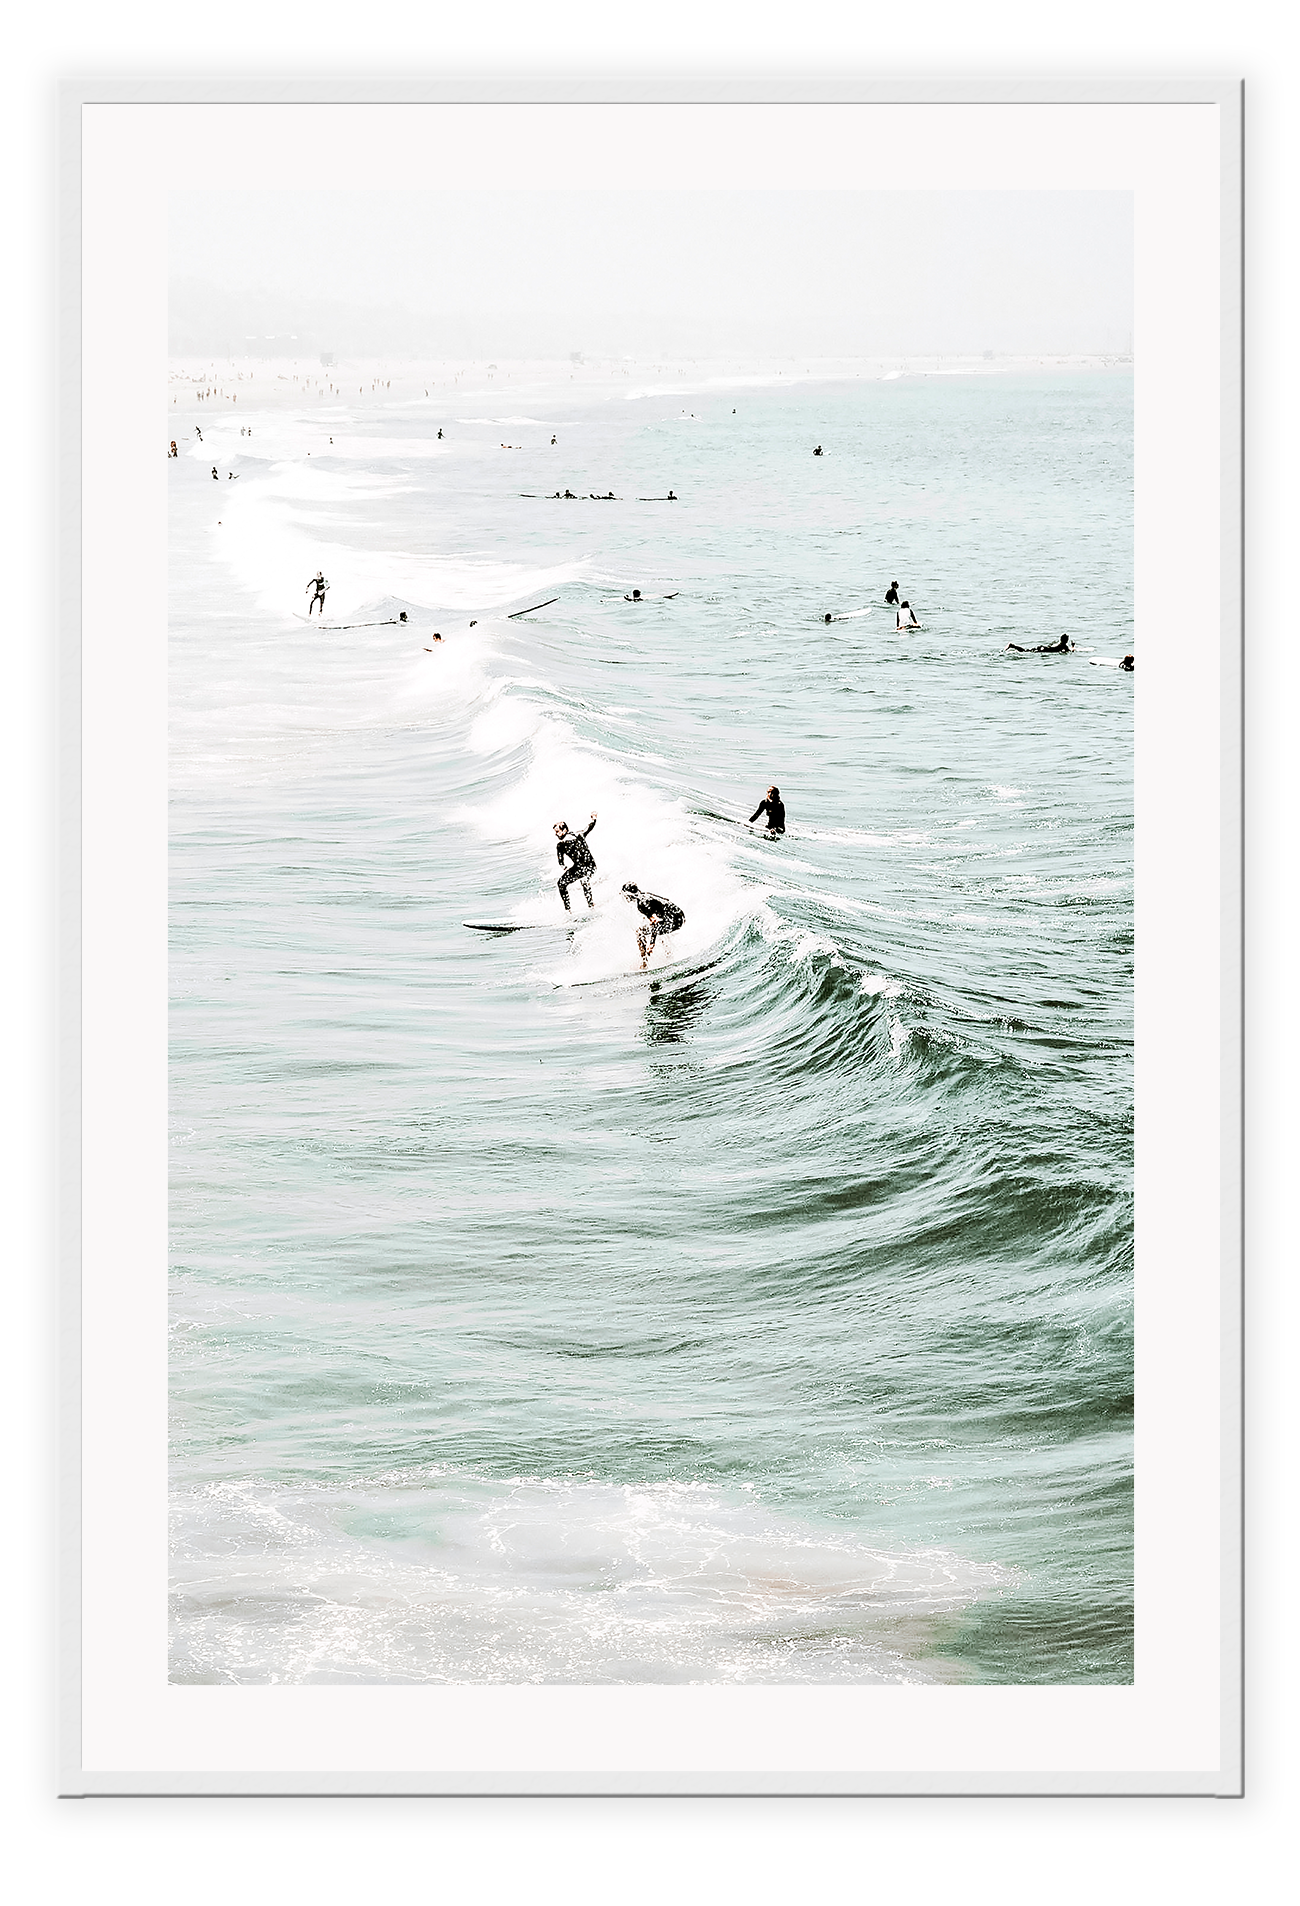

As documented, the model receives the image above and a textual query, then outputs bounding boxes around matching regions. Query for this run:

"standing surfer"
[555,813,599,911]
[306,571,329,617]
[621,883,685,969]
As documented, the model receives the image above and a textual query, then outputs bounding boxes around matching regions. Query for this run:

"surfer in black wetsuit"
[621,883,685,968]
[306,571,329,616]
[555,813,598,910]
[748,786,786,834]
[1005,634,1073,653]
[1119,653,1134,671]
[625,589,643,601]
[885,581,899,607]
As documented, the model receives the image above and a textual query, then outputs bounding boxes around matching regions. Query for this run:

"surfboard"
[464,917,596,933]
[292,615,399,629]
[1089,656,1132,670]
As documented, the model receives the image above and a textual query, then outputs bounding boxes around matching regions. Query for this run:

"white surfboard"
[464,916,596,933]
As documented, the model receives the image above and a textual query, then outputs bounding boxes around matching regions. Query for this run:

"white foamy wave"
[170,1470,1010,1684]
[459,700,760,986]
[207,461,583,620]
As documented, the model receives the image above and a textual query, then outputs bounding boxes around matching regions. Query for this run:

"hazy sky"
[170,190,1132,359]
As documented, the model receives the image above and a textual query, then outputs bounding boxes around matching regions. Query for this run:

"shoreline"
[168,350,1134,421]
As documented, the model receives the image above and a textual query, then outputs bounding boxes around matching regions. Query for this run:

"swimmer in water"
[554,813,599,911]
[621,882,685,968]
[896,600,920,630]
[748,786,786,835]
[306,571,329,616]
[1005,634,1074,653]
[885,581,900,608]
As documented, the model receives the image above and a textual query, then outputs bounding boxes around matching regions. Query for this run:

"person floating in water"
[621,882,685,968]
[306,571,329,616]
[1005,634,1073,653]
[885,581,900,607]
[748,786,786,835]
[896,599,920,630]
[555,813,599,911]
[1119,653,1134,671]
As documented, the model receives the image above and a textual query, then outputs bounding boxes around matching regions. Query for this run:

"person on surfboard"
[555,813,599,911]
[896,599,920,630]
[621,883,685,969]
[885,581,900,608]
[306,572,329,617]
[1005,633,1073,653]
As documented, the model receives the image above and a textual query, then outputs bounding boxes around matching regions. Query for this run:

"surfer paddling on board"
[748,786,786,835]
[896,599,920,630]
[306,571,329,617]
[1005,634,1073,654]
[555,813,599,911]
[622,883,685,969]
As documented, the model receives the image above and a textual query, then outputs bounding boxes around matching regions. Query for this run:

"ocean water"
[169,364,1134,1685]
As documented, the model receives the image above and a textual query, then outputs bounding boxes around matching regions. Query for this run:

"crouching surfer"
[555,813,598,910]
[622,882,685,968]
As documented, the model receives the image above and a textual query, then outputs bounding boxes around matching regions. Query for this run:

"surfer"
[168,440,178,458]
[306,571,329,616]
[813,445,823,456]
[885,581,899,607]
[896,600,920,630]
[1005,634,1073,654]
[1119,653,1134,671]
[555,813,599,911]
[211,466,219,481]
[748,786,786,835]
[625,589,643,602]
[621,883,685,968]
[823,613,834,623]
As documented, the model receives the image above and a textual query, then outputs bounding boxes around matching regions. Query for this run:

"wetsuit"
[307,577,328,616]
[556,819,597,909]
[748,796,786,833]
[885,584,899,607]
[896,605,919,629]
[1119,655,1134,672]
[631,889,685,957]
[1007,636,1070,653]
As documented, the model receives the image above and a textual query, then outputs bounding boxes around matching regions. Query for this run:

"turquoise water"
[169,366,1133,1684]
